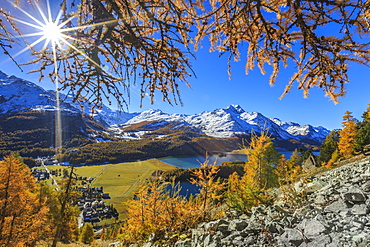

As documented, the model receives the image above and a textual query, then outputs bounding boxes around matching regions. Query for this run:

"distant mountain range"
[0,70,329,155]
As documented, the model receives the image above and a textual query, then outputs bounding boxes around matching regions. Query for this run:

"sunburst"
[8,0,117,67]
[7,0,120,152]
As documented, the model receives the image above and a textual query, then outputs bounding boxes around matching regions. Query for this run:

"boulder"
[301,219,328,238]
[279,228,304,246]
[228,219,248,231]
[343,188,367,203]
[324,198,350,213]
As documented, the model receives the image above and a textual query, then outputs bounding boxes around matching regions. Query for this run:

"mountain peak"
[226,104,245,114]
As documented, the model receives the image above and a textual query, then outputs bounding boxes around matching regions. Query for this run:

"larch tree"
[226,131,281,211]
[189,160,226,221]
[243,131,280,190]
[0,154,49,247]
[121,175,203,244]
[276,149,302,185]
[1,0,370,109]
[338,111,358,159]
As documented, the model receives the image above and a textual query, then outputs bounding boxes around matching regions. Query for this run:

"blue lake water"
[158,154,250,169]
[161,150,319,197]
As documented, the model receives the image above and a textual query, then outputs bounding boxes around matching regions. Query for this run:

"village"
[31,156,119,227]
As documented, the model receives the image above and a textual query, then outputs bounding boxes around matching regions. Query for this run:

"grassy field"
[36,159,176,220]
[75,159,176,219]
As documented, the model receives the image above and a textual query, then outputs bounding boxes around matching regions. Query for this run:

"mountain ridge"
[0,70,329,146]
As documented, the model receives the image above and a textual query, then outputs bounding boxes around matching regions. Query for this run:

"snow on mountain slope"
[0,71,329,143]
[0,70,135,125]
[118,104,329,142]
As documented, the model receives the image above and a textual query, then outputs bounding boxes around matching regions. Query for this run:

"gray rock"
[244,220,262,233]
[203,234,213,246]
[217,224,229,232]
[314,193,327,204]
[204,221,217,230]
[361,180,370,192]
[324,198,350,213]
[305,180,328,194]
[343,189,366,203]
[351,204,368,215]
[148,232,156,242]
[352,232,370,244]
[228,219,248,231]
[207,242,221,247]
[305,234,332,247]
[279,228,304,246]
[265,221,284,234]
[174,239,191,247]
[302,219,328,238]
[243,235,256,245]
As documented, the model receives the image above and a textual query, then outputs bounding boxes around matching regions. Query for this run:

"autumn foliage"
[338,111,358,159]
[120,175,210,244]
[1,1,370,108]
[0,154,49,246]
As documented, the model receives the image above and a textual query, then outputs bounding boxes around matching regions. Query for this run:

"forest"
[1,102,369,246]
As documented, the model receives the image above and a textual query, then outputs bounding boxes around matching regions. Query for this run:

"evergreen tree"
[319,130,340,164]
[354,103,370,152]
[338,111,358,159]
[79,223,94,244]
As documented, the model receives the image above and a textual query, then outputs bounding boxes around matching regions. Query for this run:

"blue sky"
[1,0,370,131]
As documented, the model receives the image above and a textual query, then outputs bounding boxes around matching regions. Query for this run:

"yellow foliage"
[189,160,226,221]
[243,131,280,190]
[338,111,358,159]
[0,154,49,246]
[226,131,280,211]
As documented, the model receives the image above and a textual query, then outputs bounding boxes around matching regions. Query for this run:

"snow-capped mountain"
[0,71,329,144]
[0,70,134,125]
[117,104,329,142]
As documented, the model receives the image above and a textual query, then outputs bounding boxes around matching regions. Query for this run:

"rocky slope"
[140,156,370,247]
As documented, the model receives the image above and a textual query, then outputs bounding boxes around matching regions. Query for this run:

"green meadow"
[74,159,176,218]
[36,159,176,220]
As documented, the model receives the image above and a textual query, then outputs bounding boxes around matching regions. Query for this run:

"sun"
[42,21,63,46]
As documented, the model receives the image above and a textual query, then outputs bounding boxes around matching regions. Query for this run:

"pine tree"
[276,150,303,186]
[354,103,370,152]
[338,111,358,159]
[79,223,94,244]
[319,130,340,164]
[0,154,49,246]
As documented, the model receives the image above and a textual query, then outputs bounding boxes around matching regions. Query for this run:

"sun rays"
[5,0,122,152]
[7,0,77,152]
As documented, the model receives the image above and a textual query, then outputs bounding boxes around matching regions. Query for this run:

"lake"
[158,150,306,169]
[158,154,250,169]
[160,150,319,197]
